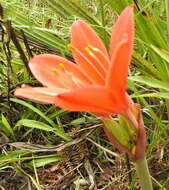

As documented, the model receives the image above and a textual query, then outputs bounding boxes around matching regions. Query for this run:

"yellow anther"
[67,43,75,50]
[51,68,58,73]
[84,45,96,57]
[84,45,98,54]
[58,63,65,72]
[84,46,91,52]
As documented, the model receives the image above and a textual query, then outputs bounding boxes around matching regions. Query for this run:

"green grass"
[0,0,169,189]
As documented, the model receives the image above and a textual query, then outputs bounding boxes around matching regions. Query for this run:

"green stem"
[135,157,153,190]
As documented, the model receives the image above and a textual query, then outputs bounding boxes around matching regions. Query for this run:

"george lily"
[15,5,134,120]
[15,5,145,158]
[14,5,145,157]
[14,6,153,189]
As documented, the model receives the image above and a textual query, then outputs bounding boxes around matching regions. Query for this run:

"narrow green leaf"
[8,12,69,55]
[129,76,169,92]
[15,119,55,132]
[0,150,30,167]
[151,45,169,63]
[27,156,64,168]
[1,114,15,137]
[0,150,30,161]
[135,8,167,48]
[132,92,169,99]
[106,0,168,48]
[133,52,161,80]
[15,119,71,141]
[10,98,71,141]
[105,0,129,12]
[165,0,169,36]
[70,117,97,125]
[10,98,55,127]
[45,0,100,25]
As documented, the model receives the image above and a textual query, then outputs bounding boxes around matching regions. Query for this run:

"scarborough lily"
[15,6,134,119]
[14,5,146,157]
[15,6,153,189]
[15,5,146,160]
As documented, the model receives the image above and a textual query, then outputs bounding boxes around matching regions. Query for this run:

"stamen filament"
[68,44,105,85]
[51,64,84,88]
[67,72,83,87]
[51,67,74,88]
[87,45,110,70]
[85,47,107,75]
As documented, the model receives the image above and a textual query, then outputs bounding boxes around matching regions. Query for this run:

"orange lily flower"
[14,6,134,118]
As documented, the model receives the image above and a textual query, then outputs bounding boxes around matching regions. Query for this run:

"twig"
[21,29,33,58]
[0,2,3,19]
[2,22,12,121]
[86,137,120,158]
[84,159,96,190]
[8,130,93,152]
[4,20,32,76]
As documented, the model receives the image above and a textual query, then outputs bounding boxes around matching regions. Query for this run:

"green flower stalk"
[102,103,153,190]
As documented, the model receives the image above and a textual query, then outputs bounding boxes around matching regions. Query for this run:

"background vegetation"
[0,0,169,189]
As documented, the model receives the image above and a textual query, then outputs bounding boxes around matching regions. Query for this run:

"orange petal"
[107,39,128,93]
[29,54,91,88]
[14,86,68,104]
[70,20,109,85]
[107,6,134,96]
[71,20,108,58]
[55,86,128,113]
[110,5,134,59]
